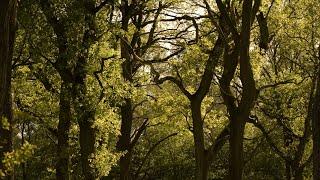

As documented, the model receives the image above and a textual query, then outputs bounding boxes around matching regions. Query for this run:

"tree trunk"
[119,151,132,180]
[74,56,96,180]
[56,81,72,180]
[73,78,96,179]
[228,115,245,180]
[312,67,320,180]
[0,0,17,179]
[227,0,257,178]
[20,123,26,180]
[21,123,27,180]
[293,168,303,180]
[285,161,292,180]
[74,3,97,176]
[116,7,134,176]
[78,117,96,180]
[191,100,208,180]
[117,99,133,180]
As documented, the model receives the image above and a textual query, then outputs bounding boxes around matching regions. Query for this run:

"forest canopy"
[1,0,320,179]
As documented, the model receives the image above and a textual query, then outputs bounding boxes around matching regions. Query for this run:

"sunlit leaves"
[0,142,36,177]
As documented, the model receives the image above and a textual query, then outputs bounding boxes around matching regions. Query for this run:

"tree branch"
[248,115,290,162]
[194,37,223,100]
[207,123,230,165]
[257,79,294,93]
[94,0,113,13]
[134,132,178,177]
[130,118,149,149]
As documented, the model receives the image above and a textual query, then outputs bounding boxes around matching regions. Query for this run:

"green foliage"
[0,142,36,177]
[4,0,320,179]
[1,117,10,130]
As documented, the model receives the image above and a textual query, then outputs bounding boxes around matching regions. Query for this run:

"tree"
[0,0,17,178]
[150,2,230,178]
[3,0,320,179]
[208,0,261,178]
[111,1,191,178]
[36,0,114,178]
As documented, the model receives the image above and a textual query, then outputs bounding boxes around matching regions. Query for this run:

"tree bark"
[228,115,245,180]
[78,115,96,180]
[227,0,256,178]
[293,168,303,180]
[285,161,292,180]
[21,123,27,180]
[56,82,72,180]
[74,1,98,178]
[117,98,133,180]
[36,2,73,178]
[38,0,99,178]
[0,0,17,179]
[312,66,320,180]
[74,65,96,179]
[115,3,135,178]
[116,30,134,179]
[74,56,97,180]
[191,99,208,180]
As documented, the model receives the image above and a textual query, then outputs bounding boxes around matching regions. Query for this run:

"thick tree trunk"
[56,82,72,180]
[0,0,17,179]
[119,151,132,180]
[117,99,133,180]
[191,100,208,180]
[228,115,245,180]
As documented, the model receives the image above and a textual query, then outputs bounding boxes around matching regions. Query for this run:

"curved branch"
[207,123,230,165]
[248,116,290,162]
[134,132,178,177]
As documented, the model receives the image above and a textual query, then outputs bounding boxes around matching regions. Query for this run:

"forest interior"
[1,0,320,179]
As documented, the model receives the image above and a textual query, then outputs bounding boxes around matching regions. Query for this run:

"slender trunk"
[229,0,256,178]
[229,115,245,180]
[116,48,134,180]
[116,8,134,176]
[21,123,27,180]
[0,0,17,179]
[117,99,133,180]
[74,56,96,180]
[293,168,303,180]
[191,100,208,180]
[285,161,291,180]
[56,82,72,180]
[312,67,320,180]
[78,116,96,180]
[74,5,97,175]
[22,163,27,180]
[74,80,96,179]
